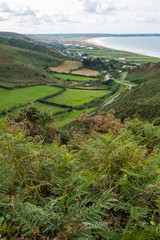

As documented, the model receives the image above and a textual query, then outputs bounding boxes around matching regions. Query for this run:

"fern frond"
[12,198,42,237]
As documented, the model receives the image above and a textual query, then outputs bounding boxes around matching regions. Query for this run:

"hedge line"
[0,86,66,117]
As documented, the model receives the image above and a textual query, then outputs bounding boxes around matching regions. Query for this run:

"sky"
[0,0,160,34]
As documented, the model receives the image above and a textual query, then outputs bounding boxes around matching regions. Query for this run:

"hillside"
[0,37,64,58]
[0,42,66,87]
[103,62,160,121]
[0,31,32,41]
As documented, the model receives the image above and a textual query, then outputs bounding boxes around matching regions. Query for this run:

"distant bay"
[94,37,160,58]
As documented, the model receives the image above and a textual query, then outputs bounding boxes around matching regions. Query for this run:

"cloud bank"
[0,0,159,33]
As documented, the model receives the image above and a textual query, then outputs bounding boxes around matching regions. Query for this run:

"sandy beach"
[85,36,160,58]
[84,37,108,48]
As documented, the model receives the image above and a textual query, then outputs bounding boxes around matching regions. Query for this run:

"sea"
[94,37,160,58]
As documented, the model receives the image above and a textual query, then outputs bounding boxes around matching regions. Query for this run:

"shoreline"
[84,37,160,59]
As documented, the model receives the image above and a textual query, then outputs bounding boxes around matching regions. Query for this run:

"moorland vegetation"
[0,108,160,239]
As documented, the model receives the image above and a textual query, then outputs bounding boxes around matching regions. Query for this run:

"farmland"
[67,46,160,62]
[0,85,60,112]
[53,73,98,81]
[71,68,99,76]
[49,60,82,73]
[46,88,109,106]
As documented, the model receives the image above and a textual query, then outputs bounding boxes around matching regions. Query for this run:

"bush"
[6,107,57,143]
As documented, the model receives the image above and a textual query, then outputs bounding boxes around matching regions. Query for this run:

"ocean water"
[95,37,160,58]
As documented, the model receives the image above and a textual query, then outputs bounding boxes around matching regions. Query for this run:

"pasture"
[0,85,60,112]
[53,73,98,81]
[71,68,99,77]
[46,88,109,106]
[49,60,82,73]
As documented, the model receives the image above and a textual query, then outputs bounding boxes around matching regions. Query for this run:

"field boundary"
[67,87,108,91]
[53,72,98,79]
[0,86,65,117]
[39,93,111,111]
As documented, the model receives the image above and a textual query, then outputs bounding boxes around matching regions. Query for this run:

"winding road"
[90,72,133,115]
[100,72,133,109]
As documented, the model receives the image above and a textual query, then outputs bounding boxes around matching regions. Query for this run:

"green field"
[46,88,109,106]
[0,86,60,112]
[53,73,97,81]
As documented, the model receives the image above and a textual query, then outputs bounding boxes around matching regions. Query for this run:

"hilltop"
[0,31,32,41]
[103,62,160,121]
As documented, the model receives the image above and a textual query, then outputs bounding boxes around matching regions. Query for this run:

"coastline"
[84,37,160,59]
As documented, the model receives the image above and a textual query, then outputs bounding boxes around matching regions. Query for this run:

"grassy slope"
[0,43,65,87]
[103,62,160,121]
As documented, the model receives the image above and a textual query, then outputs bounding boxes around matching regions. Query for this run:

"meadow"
[53,73,98,81]
[46,88,109,106]
[0,86,60,112]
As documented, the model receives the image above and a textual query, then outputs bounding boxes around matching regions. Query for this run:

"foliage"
[74,109,128,134]
[6,107,57,143]
[82,58,124,72]
[0,116,159,239]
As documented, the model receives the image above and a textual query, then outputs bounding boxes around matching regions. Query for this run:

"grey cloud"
[41,15,53,23]
[14,6,36,17]
[55,15,71,23]
[83,0,97,13]
[0,1,37,17]
[135,15,160,24]
[0,1,12,13]
[81,0,117,14]
[41,13,75,24]
[0,16,7,21]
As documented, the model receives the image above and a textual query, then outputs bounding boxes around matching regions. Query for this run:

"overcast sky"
[0,0,160,34]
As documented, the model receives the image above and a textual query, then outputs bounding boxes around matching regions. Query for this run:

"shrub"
[6,107,57,143]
